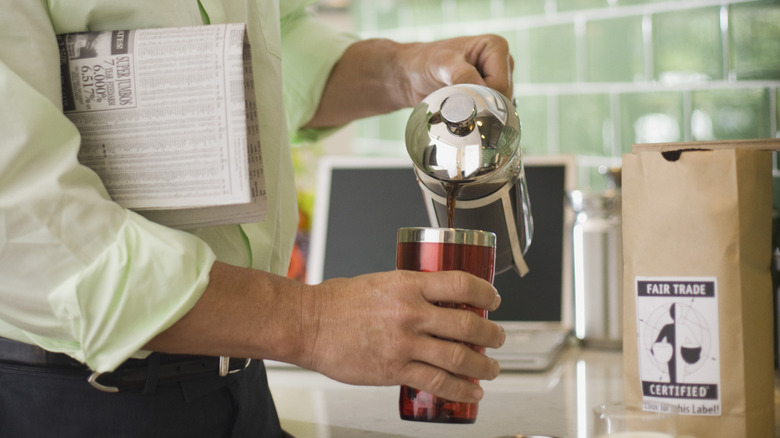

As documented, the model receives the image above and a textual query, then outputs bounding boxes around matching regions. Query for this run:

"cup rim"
[397,227,496,247]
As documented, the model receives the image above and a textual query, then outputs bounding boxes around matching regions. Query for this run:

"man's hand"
[306,34,514,128]
[393,34,514,107]
[298,270,506,403]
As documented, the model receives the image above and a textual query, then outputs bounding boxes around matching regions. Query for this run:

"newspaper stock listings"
[58,24,266,229]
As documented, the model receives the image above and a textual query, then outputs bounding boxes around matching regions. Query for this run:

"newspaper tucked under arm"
[58,24,266,229]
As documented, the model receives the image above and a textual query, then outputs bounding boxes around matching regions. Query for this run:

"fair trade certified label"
[635,277,721,416]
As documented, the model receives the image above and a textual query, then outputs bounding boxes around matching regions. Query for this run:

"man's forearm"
[304,38,408,129]
[304,34,513,130]
[143,261,312,365]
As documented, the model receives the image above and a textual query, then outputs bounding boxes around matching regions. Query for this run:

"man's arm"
[305,35,514,128]
[145,261,506,404]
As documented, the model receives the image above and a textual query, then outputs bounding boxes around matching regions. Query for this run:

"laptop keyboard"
[503,328,538,344]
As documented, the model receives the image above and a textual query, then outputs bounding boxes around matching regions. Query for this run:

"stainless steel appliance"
[570,167,623,348]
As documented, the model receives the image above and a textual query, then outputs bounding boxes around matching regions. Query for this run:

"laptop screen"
[306,155,575,325]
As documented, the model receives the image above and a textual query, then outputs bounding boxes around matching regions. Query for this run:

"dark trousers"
[0,358,286,437]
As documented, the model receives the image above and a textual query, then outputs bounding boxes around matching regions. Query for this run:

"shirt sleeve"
[280,5,359,143]
[0,1,216,373]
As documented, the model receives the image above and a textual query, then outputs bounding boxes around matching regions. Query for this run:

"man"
[0,0,513,436]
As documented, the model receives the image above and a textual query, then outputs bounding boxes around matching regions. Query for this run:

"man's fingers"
[396,360,485,403]
[418,305,506,350]
[403,270,501,312]
[408,335,502,381]
[464,34,514,98]
[481,53,514,98]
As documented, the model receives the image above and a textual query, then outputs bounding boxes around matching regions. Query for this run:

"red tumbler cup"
[396,227,497,424]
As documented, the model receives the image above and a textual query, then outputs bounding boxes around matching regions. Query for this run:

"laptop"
[304,154,576,371]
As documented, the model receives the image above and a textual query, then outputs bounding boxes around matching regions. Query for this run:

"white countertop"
[266,346,780,438]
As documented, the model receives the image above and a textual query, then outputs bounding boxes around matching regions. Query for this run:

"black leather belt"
[0,337,251,393]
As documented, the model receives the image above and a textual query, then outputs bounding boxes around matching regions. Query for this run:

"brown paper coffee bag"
[622,139,778,437]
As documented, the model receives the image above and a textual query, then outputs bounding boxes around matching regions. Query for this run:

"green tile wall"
[454,0,493,22]
[776,88,779,137]
[503,0,545,17]
[653,7,724,82]
[586,16,645,82]
[729,1,780,80]
[691,88,772,140]
[529,24,578,83]
[617,0,668,4]
[620,91,684,150]
[516,95,548,155]
[558,93,613,156]
[402,0,446,27]
[557,0,607,13]
[346,0,780,188]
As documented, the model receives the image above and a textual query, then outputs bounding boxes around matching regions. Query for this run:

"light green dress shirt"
[0,0,356,372]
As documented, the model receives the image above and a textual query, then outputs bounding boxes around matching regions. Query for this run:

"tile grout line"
[720,5,731,81]
[547,94,560,155]
[682,89,693,142]
[610,91,622,157]
[642,13,654,82]
[770,87,777,139]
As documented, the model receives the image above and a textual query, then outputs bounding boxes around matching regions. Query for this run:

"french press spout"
[405,84,533,275]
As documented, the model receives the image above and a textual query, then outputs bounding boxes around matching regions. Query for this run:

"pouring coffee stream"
[445,183,461,229]
[405,84,533,275]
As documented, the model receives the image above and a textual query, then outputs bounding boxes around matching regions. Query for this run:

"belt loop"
[142,353,161,395]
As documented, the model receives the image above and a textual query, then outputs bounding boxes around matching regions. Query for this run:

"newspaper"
[58,24,266,229]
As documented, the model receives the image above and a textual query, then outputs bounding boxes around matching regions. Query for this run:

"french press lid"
[405,84,522,186]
